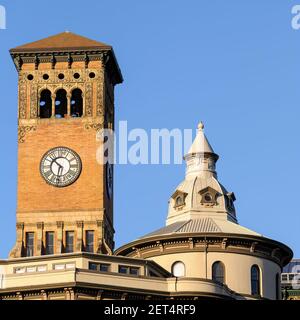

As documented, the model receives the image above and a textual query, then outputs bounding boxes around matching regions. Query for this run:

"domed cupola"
[167,122,237,226]
[116,121,293,301]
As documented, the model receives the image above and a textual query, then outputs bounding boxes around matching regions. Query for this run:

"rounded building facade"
[116,122,292,300]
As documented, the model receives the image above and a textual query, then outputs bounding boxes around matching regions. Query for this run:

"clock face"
[106,163,113,199]
[40,147,82,188]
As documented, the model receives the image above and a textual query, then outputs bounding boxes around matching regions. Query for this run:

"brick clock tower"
[9,32,123,258]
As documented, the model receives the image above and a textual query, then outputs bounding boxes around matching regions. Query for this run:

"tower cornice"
[10,49,123,85]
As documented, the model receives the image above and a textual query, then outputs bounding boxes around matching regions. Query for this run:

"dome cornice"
[115,233,293,268]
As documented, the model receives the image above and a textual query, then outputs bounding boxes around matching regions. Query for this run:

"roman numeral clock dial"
[40,147,82,187]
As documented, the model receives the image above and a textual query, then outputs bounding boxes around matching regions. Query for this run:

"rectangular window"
[100,264,110,272]
[54,264,65,271]
[89,262,111,272]
[85,231,94,253]
[119,265,129,274]
[65,231,74,253]
[26,267,37,273]
[15,267,26,274]
[129,267,140,276]
[118,265,140,276]
[26,232,34,257]
[89,263,98,271]
[46,232,54,255]
[66,263,76,269]
[281,274,288,281]
[37,265,47,272]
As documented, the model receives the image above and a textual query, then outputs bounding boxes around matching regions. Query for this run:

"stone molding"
[18,125,37,143]
[115,233,292,268]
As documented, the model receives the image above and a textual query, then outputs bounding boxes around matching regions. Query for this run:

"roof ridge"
[205,217,222,232]
[190,176,197,207]
[175,220,192,232]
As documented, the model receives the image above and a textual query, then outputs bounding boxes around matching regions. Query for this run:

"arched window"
[55,89,67,118]
[39,89,52,118]
[71,88,83,117]
[212,261,225,284]
[172,261,185,277]
[175,196,183,207]
[251,265,261,296]
[276,273,280,300]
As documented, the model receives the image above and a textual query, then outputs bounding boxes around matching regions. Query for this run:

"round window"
[89,72,96,79]
[204,193,213,202]
[43,74,49,80]
[58,73,65,80]
[27,74,34,81]
[74,73,80,79]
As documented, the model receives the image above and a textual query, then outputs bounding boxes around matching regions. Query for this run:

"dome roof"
[140,217,262,240]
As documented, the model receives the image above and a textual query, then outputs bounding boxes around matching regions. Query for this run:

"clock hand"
[53,159,62,168]
[53,159,63,185]
[56,167,63,185]
[53,159,63,175]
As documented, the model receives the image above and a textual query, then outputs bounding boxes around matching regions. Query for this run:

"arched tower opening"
[71,88,83,117]
[39,89,52,118]
[55,89,67,118]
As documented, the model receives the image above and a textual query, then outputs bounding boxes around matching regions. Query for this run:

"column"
[81,92,85,117]
[51,94,56,118]
[76,221,84,252]
[64,288,70,300]
[96,290,103,300]
[96,220,103,254]
[56,221,64,254]
[36,222,44,256]
[16,292,23,301]
[41,290,48,301]
[68,288,75,300]
[37,90,41,118]
[9,223,24,258]
[67,93,71,117]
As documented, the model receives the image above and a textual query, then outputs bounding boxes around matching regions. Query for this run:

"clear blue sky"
[0,0,300,258]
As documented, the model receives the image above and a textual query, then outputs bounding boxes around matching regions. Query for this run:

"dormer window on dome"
[175,196,184,206]
[199,187,218,207]
[171,190,188,210]
[226,192,236,212]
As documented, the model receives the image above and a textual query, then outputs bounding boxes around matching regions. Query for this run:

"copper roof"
[10,31,112,53]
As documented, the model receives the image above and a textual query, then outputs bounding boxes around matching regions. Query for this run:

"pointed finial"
[198,121,204,131]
